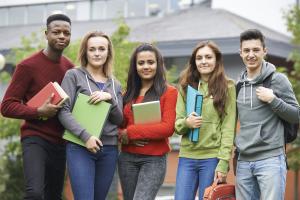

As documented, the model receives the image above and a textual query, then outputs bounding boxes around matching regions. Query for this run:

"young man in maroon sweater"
[1,14,74,200]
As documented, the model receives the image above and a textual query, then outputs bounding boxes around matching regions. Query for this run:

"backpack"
[236,72,299,143]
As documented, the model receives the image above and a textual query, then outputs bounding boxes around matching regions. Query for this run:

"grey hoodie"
[58,67,123,145]
[235,61,299,161]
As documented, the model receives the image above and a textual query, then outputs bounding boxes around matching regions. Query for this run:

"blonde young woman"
[58,31,123,200]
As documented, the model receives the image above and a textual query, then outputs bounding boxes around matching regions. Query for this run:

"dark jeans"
[66,143,118,200]
[118,152,167,200]
[21,136,66,200]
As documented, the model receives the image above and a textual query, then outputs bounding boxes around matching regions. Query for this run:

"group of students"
[1,13,299,200]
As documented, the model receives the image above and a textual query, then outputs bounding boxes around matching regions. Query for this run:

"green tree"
[111,19,138,87]
[0,20,137,200]
[0,31,43,199]
[0,117,23,200]
[284,4,300,200]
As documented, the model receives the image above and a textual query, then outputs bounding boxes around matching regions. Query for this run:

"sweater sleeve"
[58,70,91,142]
[126,87,178,140]
[269,73,299,123]
[174,88,190,135]
[216,82,236,174]
[1,63,39,119]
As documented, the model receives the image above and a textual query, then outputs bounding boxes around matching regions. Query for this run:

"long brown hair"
[179,40,228,118]
[123,43,167,105]
[78,31,114,77]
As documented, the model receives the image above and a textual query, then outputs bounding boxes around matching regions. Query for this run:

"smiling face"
[136,51,157,82]
[240,39,267,74]
[86,36,109,69]
[46,20,71,52]
[195,45,216,80]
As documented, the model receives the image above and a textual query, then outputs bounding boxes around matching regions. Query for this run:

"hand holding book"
[85,136,103,154]
[27,81,69,120]
[88,91,112,104]
[185,112,202,129]
[119,129,129,145]
[37,93,62,119]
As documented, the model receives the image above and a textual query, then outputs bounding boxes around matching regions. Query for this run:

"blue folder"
[186,85,203,142]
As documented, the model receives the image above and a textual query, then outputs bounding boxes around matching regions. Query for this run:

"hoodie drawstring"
[111,78,118,105]
[85,74,118,105]
[243,82,246,104]
[242,82,253,109]
[250,84,253,109]
[85,74,93,94]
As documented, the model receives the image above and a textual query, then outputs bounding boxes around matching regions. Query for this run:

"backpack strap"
[263,71,291,169]
[236,81,243,97]
[262,72,274,88]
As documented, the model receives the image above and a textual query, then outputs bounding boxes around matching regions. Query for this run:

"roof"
[129,6,291,43]
[0,4,294,58]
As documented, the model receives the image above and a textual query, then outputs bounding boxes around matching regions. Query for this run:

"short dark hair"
[240,29,265,48]
[46,13,71,26]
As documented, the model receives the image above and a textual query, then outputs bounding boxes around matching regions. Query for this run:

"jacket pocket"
[198,122,220,148]
[236,124,268,153]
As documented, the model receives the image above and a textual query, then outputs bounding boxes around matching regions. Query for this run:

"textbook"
[63,93,111,147]
[27,82,69,107]
[132,100,161,125]
[186,85,203,142]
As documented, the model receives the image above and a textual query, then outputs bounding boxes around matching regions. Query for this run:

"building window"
[127,0,146,17]
[65,3,77,21]
[106,0,124,19]
[148,0,168,16]
[46,3,65,16]
[8,6,26,25]
[28,5,45,24]
[76,1,90,21]
[0,8,8,26]
[169,0,179,12]
[91,0,107,20]
[0,0,182,27]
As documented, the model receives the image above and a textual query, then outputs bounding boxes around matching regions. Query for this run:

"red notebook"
[27,82,69,107]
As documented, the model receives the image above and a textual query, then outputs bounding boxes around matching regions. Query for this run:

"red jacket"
[121,85,178,155]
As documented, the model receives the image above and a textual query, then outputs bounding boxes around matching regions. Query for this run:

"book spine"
[189,94,203,142]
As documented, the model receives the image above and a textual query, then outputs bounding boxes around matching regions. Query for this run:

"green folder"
[63,93,111,147]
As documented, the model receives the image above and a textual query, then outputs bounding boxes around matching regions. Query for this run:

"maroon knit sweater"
[1,50,74,144]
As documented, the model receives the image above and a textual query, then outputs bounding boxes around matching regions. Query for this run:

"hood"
[77,66,114,85]
[76,66,118,104]
[237,60,276,109]
[239,60,276,84]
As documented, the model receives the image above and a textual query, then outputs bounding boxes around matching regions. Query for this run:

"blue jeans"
[175,157,218,200]
[236,154,287,200]
[66,143,118,200]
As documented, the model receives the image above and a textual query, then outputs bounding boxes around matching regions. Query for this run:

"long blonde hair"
[78,31,114,77]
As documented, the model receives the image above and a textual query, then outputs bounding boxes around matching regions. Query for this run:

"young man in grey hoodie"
[235,29,299,200]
